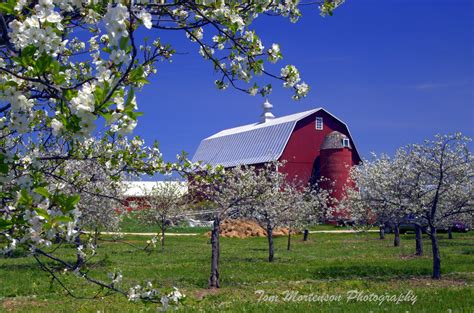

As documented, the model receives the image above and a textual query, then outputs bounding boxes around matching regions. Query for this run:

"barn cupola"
[260,99,275,123]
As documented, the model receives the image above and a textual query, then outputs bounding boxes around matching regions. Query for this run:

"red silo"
[319,131,354,221]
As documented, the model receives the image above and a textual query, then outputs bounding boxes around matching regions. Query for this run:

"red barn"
[192,101,361,217]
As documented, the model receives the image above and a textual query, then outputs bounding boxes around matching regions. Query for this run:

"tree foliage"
[343,133,473,279]
[135,180,188,251]
[0,0,345,300]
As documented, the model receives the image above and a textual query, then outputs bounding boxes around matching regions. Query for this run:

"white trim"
[342,138,350,148]
[315,117,323,130]
[123,181,187,197]
[205,108,322,139]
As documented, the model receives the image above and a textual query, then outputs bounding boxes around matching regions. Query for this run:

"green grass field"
[119,216,346,233]
[1,229,473,312]
[119,216,212,234]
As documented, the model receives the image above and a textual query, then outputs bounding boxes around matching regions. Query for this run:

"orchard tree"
[440,212,472,240]
[337,184,377,233]
[342,150,420,247]
[0,132,194,302]
[342,149,426,254]
[280,183,308,251]
[55,138,130,231]
[343,133,473,279]
[136,180,187,252]
[242,163,289,262]
[409,133,473,279]
[279,181,330,250]
[245,168,330,259]
[0,0,345,300]
[197,165,263,288]
[49,138,128,267]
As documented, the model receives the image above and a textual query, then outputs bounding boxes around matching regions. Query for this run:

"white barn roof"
[192,108,359,167]
[123,181,187,197]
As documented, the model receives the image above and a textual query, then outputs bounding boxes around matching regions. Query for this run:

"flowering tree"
[244,165,286,262]
[241,163,325,262]
[342,134,473,279]
[408,133,473,279]
[136,180,187,252]
[440,212,472,240]
[0,0,345,300]
[196,164,262,288]
[279,182,330,250]
[56,138,130,229]
[50,139,126,267]
[341,150,426,254]
[336,181,375,231]
[0,135,194,302]
[279,183,308,251]
[341,150,420,247]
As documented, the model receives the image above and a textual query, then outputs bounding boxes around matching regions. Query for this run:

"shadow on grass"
[439,241,474,247]
[250,248,267,252]
[0,263,39,271]
[0,249,30,259]
[0,254,112,272]
[311,264,432,279]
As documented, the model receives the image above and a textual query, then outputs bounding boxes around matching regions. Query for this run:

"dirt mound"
[206,219,290,238]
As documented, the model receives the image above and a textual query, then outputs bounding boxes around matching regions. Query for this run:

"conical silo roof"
[321,131,352,150]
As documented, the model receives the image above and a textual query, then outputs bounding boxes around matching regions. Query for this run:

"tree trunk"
[287,228,291,251]
[208,215,220,288]
[415,224,423,256]
[448,227,453,240]
[161,226,165,252]
[267,225,274,262]
[74,231,84,269]
[430,226,441,279]
[161,217,166,252]
[303,229,309,241]
[393,224,400,247]
[54,232,62,244]
[379,226,385,240]
[94,227,98,247]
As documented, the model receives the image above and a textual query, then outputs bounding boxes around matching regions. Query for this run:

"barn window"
[342,138,350,148]
[315,117,323,130]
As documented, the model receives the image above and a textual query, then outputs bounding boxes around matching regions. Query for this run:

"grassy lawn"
[307,224,352,231]
[119,216,211,234]
[1,230,473,312]
[119,216,345,233]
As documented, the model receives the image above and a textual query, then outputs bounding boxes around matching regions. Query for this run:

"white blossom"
[51,118,63,135]
[138,11,153,29]
[281,65,301,88]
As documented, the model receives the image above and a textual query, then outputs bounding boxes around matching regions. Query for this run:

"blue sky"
[132,0,473,162]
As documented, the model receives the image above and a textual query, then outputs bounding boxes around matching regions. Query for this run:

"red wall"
[121,196,150,212]
[319,147,354,220]
[278,111,358,185]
